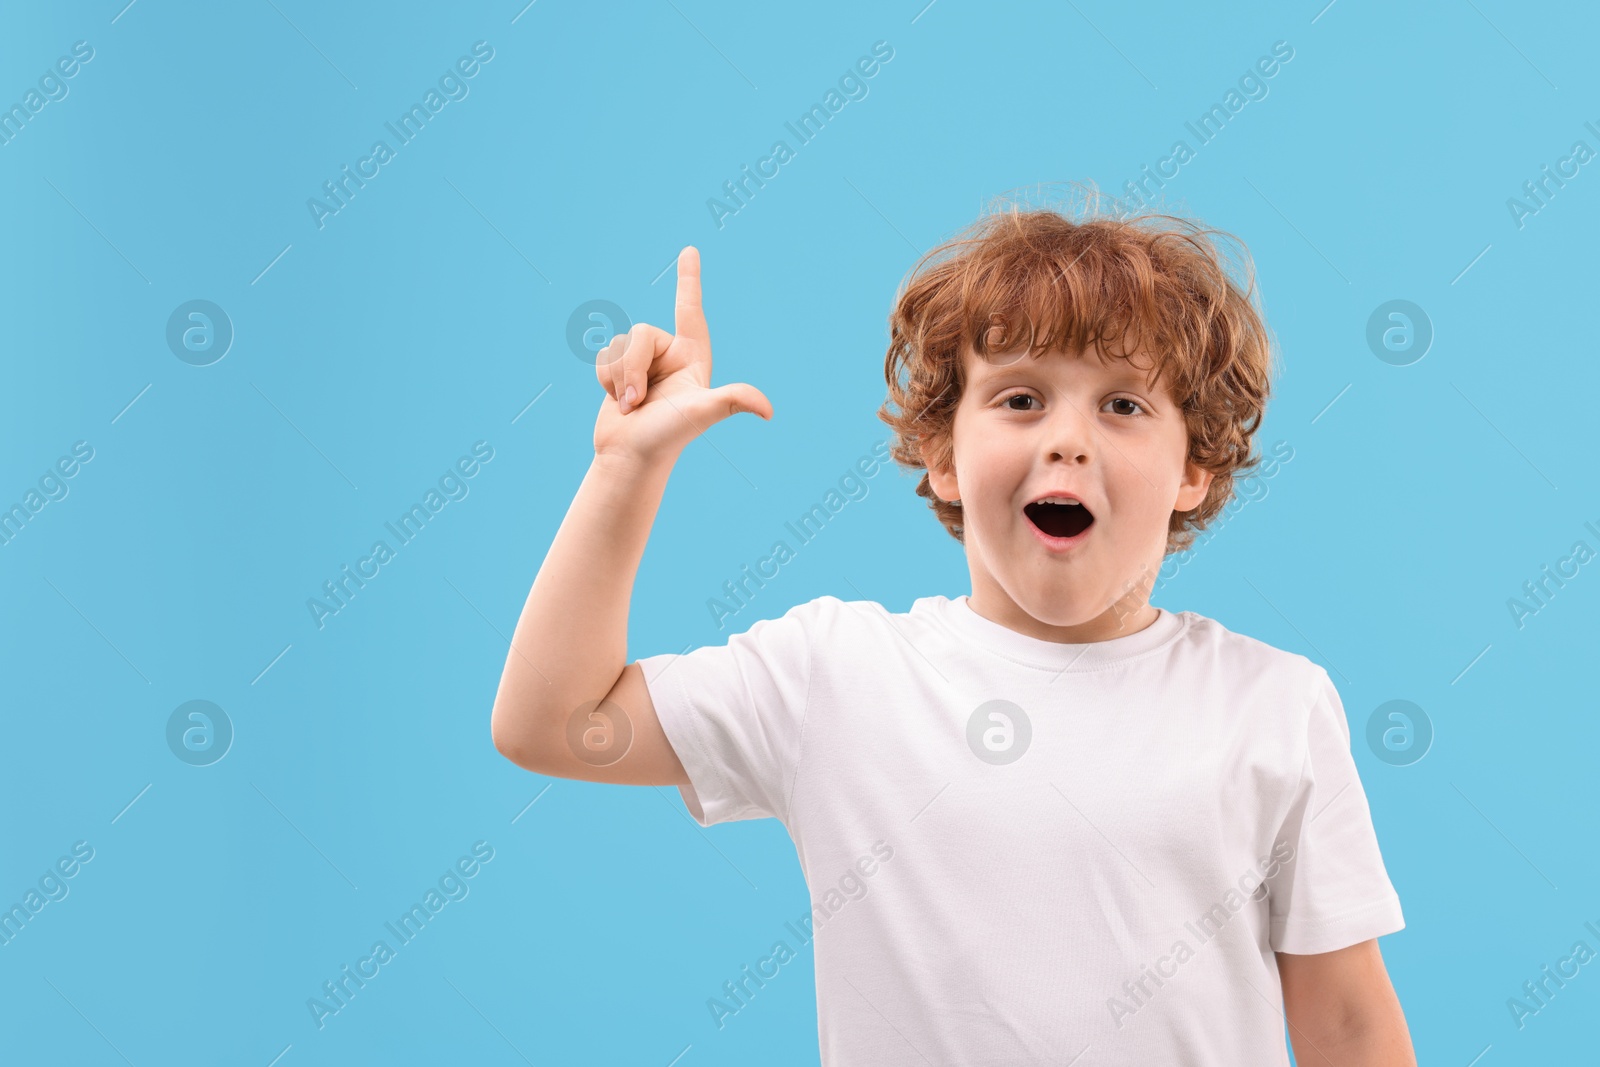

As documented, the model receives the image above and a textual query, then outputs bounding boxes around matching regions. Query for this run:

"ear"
[1174,458,1213,513]
[919,439,960,505]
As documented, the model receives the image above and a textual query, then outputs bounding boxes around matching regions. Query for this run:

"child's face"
[924,341,1212,643]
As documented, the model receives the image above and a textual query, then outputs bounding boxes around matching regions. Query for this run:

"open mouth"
[1024,500,1095,540]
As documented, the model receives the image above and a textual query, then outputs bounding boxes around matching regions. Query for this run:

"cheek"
[969,454,1024,506]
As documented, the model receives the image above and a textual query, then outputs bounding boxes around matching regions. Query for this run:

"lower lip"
[1026,515,1093,552]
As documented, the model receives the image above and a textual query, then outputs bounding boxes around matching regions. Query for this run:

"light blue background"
[2,0,1596,1063]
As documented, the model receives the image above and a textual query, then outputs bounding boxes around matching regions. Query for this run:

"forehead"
[965,343,1162,388]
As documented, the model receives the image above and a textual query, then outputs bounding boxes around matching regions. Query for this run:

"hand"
[593,246,772,467]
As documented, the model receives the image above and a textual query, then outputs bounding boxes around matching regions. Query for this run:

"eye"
[1000,391,1037,411]
[997,391,1148,416]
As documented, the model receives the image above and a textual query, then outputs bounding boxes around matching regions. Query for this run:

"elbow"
[490,706,538,770]
[490,725,518,764]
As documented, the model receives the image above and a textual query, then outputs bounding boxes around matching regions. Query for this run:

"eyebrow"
[972,357,1154,389]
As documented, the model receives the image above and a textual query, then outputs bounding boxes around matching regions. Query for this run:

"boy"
[490,204,1416,1065]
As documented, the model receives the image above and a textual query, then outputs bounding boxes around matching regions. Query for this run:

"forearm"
[1280,1004,1420,1067]
[1287,1011,1415,1067]
[489,450,674,761]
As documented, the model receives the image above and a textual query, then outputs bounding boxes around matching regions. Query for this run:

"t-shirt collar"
[933,593,1186,671]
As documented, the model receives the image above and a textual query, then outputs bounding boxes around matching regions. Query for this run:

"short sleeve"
[1268,669,1405,954]
[636,598,819,828]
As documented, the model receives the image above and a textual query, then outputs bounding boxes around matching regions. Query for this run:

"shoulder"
[1169,612,1350,773]
[750,594,947,655]
[716,594,889,651]
[802,593,962,640]
[768,593,923,627]
[1171,609,1332,703]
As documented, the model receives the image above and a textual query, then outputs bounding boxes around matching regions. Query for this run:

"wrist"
[591,447,678,486]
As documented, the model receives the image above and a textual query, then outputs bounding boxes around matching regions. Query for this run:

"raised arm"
[488,246,773,784]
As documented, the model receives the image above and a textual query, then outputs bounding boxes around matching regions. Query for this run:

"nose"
[1041,396,1094,464]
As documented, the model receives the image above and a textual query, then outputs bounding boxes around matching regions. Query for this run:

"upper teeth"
[1036,497,1080,506]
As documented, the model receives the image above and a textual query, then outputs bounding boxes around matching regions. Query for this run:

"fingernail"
[623,385,637,408]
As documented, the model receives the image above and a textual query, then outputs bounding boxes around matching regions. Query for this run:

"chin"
[1009,589,1105,628]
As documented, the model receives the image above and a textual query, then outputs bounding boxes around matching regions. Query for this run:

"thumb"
[701,383,774,423]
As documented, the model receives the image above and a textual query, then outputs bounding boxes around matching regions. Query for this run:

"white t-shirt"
[638,594,1404,1066]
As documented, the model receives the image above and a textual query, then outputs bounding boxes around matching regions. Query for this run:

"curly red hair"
[876,189,1278,556]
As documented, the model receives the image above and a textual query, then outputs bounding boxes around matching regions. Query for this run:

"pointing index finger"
[674,245,709,344]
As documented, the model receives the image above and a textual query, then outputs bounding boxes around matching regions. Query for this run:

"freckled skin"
[922,341,1212,644]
